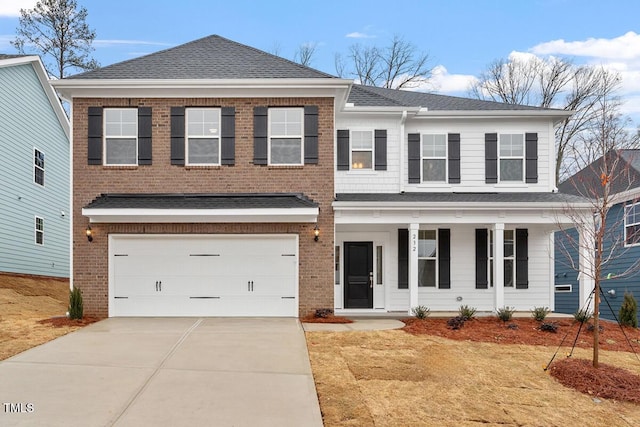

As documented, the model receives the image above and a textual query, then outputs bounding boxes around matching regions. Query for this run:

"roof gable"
[69,35,336,80]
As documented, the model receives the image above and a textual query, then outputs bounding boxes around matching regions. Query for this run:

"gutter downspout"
[399,110,408,193]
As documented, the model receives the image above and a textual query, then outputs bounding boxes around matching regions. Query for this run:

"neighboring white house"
[0,55,70,278]
[333,85,591,314]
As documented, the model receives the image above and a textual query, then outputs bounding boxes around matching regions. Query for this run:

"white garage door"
[109,234,298,317]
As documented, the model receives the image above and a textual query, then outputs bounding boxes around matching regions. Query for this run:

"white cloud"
[532,31,640,60]
[428,65,477,94]
[345,32,375,39]
[0,0,38,17]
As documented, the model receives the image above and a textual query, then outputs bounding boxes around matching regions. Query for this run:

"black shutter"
[170,107,185,165]
[375,129,387,170]
[337,130,350,170]
[137,107,152,165]
[87,107,103,165]
[221,107,235,165]
[475,229,488,289]
[253,107,268,165]
[485,133,498,183]
[398,229,409,289]
[516,229,529,289]
[525,133,538,183]
[438,229,451,289]
[304,106,318,164]
[408,133,421,183]
[448,133,460,184]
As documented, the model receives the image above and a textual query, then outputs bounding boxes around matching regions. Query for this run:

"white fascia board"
[1,56,70,138]
[413,109,574,121]
[51,78,352,101]
[82,207,319,223]
[332,201,592,210]
[340,106,421,115]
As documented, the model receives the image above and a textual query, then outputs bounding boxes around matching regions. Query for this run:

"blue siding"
[554,229,580,314]
[554,204,640,324]
[0,62,69,277]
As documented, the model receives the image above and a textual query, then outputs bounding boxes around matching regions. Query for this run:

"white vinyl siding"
[268,108,303,165]
[104,108,137,165]
[186,108,220,165]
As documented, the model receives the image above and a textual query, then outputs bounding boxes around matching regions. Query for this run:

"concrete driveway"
[0,318,323,427]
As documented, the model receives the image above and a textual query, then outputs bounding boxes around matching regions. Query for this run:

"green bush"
[69,286,83,320]
[458,305,477,321]
[411,305,431,319]
[531,306,550,322]
[496,306,515,322]
[619,291,638,328]
[573,309,592,324]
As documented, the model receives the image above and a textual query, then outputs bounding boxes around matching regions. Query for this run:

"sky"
[2,0,640,123]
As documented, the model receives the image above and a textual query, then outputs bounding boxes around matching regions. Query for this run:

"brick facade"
[72,97,335,317]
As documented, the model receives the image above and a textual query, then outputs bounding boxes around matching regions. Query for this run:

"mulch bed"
[37,316,101,327]
[301,314,353,323]
[403,316,640,404]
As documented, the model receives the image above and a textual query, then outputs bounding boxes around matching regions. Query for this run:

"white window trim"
[418,229,439,288]
[268,107,304,166]
[33,147,45,187]
[185,108,222,166]
[35,216,44,246]
[624,201,640,247]
[421,134,448,183]
[103,108,138,166]
[488,229,516,287]
[498,133,524,183]
[555,284,573,293]
[349,130,374,171]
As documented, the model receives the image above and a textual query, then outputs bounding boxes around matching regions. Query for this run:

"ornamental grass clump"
[68,286,83,320]
[496,306,515,323]
[531,306,550,321]
[411,305,431,319]
[458,305,477,321]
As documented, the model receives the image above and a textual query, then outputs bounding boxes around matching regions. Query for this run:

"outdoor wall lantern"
[314,224,320,242]
[86,225,93,242]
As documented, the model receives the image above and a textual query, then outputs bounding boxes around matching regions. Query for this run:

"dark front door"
[344,242,373,308]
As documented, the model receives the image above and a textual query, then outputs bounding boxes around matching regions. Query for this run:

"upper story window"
[186,108,221,165]
[104,108,138,165]
[624,201,640,246]
[268,108,303,165]
[351,131,373,169]
[35,216,44,245]
[34,148,45,186]
[422,134,447,182]
[499,134,524,182]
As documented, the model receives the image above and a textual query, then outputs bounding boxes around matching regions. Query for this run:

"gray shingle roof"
[84,193,318,210]
[347,84,553,111]
[558,149,640,196]
[335,192,589,204]
[68,35,336,80]
[0,54,29,60]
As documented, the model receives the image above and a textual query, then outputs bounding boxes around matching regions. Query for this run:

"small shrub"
[586,323,604,333]
[619,291,638,328]
[573,309,592,324]
[507,323,519,330]
[314,308,334,318]
[458,305,477,321]
[496,306,515,322]
[447,315,466,330]
[531,306,550,322]
[539,322,558,333]
[69,287,83,320]
[411,305,431,319]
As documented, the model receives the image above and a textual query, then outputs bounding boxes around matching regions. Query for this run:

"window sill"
[346,170,377,175]
[267,165,304,170]
[416,183,451,189]
[494,183,528,188]
[185,165,222,170]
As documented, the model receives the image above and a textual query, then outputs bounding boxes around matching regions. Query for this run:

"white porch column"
[408,223,420,314]
[579,225,595,313]
[493,223,505,310]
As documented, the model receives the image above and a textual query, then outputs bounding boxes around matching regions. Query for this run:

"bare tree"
[469,56,632,184]
[337,35,432,89]
[12,0,98,79]
[294,42,317,67]
[269,42,282,57]
[334,53,346,78]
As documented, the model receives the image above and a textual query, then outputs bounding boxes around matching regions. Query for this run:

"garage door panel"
[110,235,298,317]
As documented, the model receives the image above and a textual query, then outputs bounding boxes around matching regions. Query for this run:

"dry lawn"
[306,329,640,427]
[0,273,82,360]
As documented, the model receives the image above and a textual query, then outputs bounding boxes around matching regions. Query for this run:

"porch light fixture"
[86,225,93,242]
[314,224,320,242]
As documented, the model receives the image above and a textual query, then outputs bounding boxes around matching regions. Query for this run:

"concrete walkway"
[0,318,322,427]
[302,318,405,332]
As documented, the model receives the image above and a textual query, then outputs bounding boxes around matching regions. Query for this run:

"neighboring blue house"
[0,55,70,278]
[555,149,640,324]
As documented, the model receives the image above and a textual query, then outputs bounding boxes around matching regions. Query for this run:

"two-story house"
[0,55,70,278]
[555,149,640,325]
[52,35,591,318]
